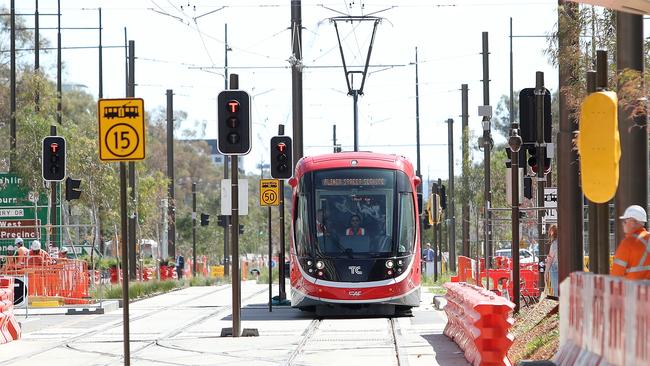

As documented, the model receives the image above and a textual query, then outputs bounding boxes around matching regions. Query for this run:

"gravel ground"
[508,297,559,364]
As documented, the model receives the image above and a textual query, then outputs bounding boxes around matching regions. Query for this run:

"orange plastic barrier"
[451,256,479,285]
[553,272,650,366]
[0,256,90,304]
[444,282,515,366]
[0,277,21,344]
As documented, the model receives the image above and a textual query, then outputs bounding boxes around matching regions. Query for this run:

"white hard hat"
[14,237,23,245]
[619,205,647,223]
[30,240,41,251]
[60,246,68,253]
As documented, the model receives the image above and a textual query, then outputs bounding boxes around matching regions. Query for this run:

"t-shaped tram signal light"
[270,136,293,179]
[217,90,251,155]
[42,136,66,182]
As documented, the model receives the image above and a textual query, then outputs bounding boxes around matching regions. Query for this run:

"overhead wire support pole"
[595,51,610,274]
[166,90,175,259]
[56,0,61,125]
[291,0,304,166]
[10,0,15,171]
[128,40,137,281]
[229,74,241,338]
[535,71,546,293]
[461,84,470,257]
[223,23,230,277]
[480,31,492,287]
[447,118,456,272]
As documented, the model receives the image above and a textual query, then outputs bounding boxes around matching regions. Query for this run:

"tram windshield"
[294,168,416,258]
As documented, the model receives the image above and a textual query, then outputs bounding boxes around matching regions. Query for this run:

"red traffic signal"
[270,136,293,179]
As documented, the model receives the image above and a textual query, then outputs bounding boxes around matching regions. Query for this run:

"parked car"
[495,248,537,264]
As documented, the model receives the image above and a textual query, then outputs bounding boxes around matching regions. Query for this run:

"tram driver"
[345,214,366,236]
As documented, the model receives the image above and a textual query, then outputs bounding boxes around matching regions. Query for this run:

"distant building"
[183,139,244,172]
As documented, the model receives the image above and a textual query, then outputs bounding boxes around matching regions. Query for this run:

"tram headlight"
[307,260,313,267]
[385,260,394,269]
[316,260,325,270]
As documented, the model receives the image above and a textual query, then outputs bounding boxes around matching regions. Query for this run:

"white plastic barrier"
[554,272,650,366]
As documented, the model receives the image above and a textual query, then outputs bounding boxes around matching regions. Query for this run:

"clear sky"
[6,0,560,184]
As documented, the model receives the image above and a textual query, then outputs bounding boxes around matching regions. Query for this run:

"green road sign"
[0,173,57,253]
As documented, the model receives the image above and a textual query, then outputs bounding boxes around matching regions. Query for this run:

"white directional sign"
[220,179,249,216]
[543,187,557,223]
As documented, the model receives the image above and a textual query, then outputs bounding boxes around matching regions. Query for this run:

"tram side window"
[397,193,415,254]
[294,195,310,256]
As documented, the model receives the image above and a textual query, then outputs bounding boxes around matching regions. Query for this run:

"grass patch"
[92,276,224,301]
[422,271,455,295]
[522,329,559,359]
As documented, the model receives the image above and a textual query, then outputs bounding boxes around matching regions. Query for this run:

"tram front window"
[312,169,397,257]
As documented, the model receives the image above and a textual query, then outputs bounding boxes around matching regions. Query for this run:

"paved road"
[2,281,468,366]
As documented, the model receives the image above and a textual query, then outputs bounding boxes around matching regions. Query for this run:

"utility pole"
[586,72,598,273]
[415,47,422,179]
[461,84,470,257]
[447,118,456,272]
[535,71,546,292]
[432,181,439,282]
[56,0,61,124]
[223,23,230,277]
[192,182,197,277]
[98,8,103,98]
[35,0,40,110]
[557,1,583,291]
[10,0,16,170]
[615,11,647,245]
[594,51,612,274]
[480,32,493,273]
[166,90,175,258]
[291,0,304,165]
[127,41,137,280]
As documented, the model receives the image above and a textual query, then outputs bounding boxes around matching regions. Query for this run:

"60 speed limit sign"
[260,179,280,206]
[98,98,146,161]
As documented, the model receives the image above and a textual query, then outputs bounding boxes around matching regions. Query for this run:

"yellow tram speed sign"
[260,179,280,206]
[98,98,146,161]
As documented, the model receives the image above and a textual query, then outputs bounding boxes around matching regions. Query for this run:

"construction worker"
[611,205,650,279]
[14,237,29,257]
[28,240,51,266]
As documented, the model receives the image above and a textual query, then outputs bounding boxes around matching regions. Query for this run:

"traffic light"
[519,88,552,145]
[238,224,244,234]
[578,91,620,203]
[270,136,293,179]
[217,215,226,228]
[42,136,66,182]
[200,213,210,226]
[505,147,526,169]
[217,90,251,155]
[523,176,533,199]
[439,185,447,210]
[526,146,551,175]
[65,177,82,201]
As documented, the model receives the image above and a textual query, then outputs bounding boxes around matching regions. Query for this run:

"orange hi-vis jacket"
[611,227,650,280]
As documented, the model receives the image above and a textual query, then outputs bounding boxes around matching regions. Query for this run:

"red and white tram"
[288,152,422,315]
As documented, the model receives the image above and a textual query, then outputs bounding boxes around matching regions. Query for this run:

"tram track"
[2,284,233,365]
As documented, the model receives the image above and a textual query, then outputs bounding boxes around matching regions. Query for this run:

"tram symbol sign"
[260,179,280,206]
[543,187,557,224]
[98,98,146,161]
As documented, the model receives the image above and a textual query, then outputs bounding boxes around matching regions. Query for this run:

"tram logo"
[103,104,140,119]
[348,266,362,275]
[348,290,362,297]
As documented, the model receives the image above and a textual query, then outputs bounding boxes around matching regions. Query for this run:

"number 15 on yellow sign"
[98,98,146,161]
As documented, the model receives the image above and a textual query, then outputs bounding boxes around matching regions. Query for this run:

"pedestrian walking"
[544,224,559,296]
